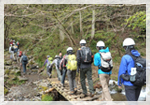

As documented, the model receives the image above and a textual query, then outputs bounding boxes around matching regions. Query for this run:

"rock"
[28,56,33,59]
[4,66,13,70]
[5,61,12,65]
[9,75,17,80]
[31,69,38,72]
[4,69,10,75]
[18,76,28,81]
[10,70,15,74]
[13,66,19,69]
[4,74,9,79]
[38,82,47,87]
[15,70,21,74]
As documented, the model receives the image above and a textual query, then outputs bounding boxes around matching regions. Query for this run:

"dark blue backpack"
[128,53,146,86]
[22,55,28,62]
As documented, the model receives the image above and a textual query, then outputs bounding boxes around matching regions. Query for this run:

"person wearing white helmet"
[43,55,53,78]
[50,55,62,81]
[94,40,113,101]
[60,47,77,95]
[77,39,95,97]
[59,47,76,88]
[118,38,142,101]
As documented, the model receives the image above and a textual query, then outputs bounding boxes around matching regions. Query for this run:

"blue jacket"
[118,50,140,86]
[94,47,112,75]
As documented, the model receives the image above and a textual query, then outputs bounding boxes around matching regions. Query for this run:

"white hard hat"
[47,55,50,58]
[96,41,105,47]
[55,55,59,58]
[123,38,135,46]
[67,47,73,51]
[80,39,86,44]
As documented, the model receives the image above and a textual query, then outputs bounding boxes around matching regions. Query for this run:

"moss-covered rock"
[9,75,17,80]
[4,74,9,79]
[4,87,9,95]
[5,69,10,75]
[10,70,15,74]
[41,94,53,101]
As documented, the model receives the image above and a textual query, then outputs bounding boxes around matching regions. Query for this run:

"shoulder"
[121,54,133,62]
[78,48,81,50]
[94,52,100,58]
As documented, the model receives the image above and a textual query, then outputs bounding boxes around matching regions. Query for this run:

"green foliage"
[5,69,10,75]
[123,11,146,32]
[41,94,53,101]
[4,87,8,95]
[7,78,25,87]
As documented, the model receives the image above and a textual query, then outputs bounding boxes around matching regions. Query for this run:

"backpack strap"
[127,52,141,67]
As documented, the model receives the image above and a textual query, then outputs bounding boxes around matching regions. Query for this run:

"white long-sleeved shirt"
[50,59,58,70]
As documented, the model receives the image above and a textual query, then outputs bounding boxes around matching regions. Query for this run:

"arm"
[43,59,47,66]
[91,52,94,63]
[94,53,101,67]
[77,50,81,67]
[20,56,23,65]
[49,60,55,68]
[118,56,128,86]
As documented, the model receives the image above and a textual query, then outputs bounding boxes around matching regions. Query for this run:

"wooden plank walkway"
[47,78,101,101]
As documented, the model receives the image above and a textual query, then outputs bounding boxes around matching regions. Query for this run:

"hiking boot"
[69,91,74,95]
[49,74,52,78]
[60,82,64,87]
[80,93,87,98]
[90,92,95,97]
[74,88,77,94]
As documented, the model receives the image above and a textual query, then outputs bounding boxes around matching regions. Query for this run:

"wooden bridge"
[46,78,101,101]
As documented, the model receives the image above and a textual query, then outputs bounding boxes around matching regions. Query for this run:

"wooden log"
[44,88,54,93]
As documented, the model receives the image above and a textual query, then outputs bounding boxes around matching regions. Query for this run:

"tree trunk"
[71,16,74,34]
[89,8,95,45]
[79,11,83,39]
[59,24,65,41]
[91,9,95,39]
[53,13,76,46]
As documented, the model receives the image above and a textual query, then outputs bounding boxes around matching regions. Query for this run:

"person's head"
[17,41,19,44]
[96,41,105,50]
[80,39,86,47]
[55,55,59,59]
[67,47,73,54]
[47,55,50,58]
[59,51,62,57]
[123,38,135,52]
[23,52,26,55]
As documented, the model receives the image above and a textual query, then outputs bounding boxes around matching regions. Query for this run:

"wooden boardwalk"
[47,78,101,101]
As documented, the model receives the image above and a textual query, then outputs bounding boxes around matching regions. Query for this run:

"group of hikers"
[9,39,28,75]
[43,38,146,101]
[8,38,146,101]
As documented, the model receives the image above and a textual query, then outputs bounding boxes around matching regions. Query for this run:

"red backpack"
[19,51,22,57]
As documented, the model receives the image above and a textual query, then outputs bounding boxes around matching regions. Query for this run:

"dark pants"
[125,85,142,101]
[61,68,67,84]
[47,66,52,77]
[67,70,77,91]
[22,64,27,73]
[80,67,94,94]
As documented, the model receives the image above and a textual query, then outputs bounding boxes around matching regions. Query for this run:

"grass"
[7,78,25,87]
[4,87,8,95]
[41,94,53,101]
[5,69,10,75]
